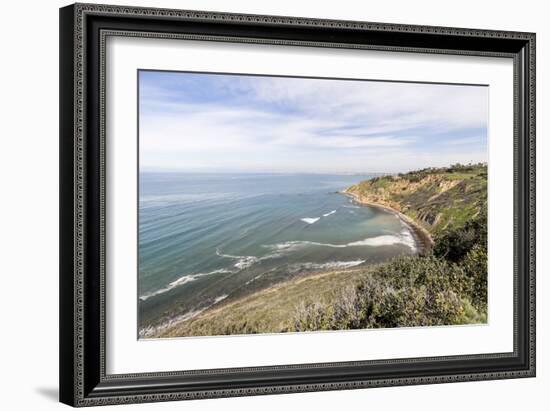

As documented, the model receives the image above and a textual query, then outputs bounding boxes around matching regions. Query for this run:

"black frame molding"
[60,3,535,407]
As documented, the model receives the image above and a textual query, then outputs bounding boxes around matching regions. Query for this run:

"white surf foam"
[234,256,258,269]
[266,229,417,253]
[245,273,265,285]
[138,308,208,338]
[301,210,337,224]
[266,240,345,251]
[216,249,260,269]
[348,228,416,250]
[139,268,231,301]
[348,235,403,247]
[301,217,321,224]
[291,259,366,272]
[139,293,231,338]
[398,227,417,251]
[213,294,228,304]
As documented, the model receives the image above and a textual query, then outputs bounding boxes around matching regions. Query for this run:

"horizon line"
[139,162,487,176]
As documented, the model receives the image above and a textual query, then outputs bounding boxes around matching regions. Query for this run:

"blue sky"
[139,70,488,173]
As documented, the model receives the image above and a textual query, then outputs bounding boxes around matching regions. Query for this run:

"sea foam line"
[142,247,273,303]
[265,229,416,253]
[301,217,321,224]
[139,268,231,301]
[216,246,284,269]
[301,209,337,224]
[139,293,230,338]
[215,249,260,269]
[289,259,366,272]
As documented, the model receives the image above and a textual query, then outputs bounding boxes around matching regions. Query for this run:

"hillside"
[157,267,369,337]
[344,163,487,236]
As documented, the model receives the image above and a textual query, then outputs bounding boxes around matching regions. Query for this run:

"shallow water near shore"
[138,172,418,336]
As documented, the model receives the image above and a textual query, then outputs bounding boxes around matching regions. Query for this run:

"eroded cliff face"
[345,165,487,236]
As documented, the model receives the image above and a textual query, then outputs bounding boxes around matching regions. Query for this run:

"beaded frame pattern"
[69,3,535,406]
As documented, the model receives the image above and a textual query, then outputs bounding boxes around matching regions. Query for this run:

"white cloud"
[140,75,488,173]
[230,76,488,130]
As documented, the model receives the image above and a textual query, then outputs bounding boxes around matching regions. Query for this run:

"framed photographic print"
[59,3,536,407]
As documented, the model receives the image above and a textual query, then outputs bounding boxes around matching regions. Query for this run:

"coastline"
[341,190,434,255]
[142,167,485,338]
[144,267,367,338]
[147,191,434,338]
[150,266,368,338]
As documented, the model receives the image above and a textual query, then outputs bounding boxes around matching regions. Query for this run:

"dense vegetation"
[345,163,487,236]
[292,209,487,331]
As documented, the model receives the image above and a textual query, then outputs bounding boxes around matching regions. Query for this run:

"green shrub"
[291,255,482,331]
[460,244,488,311]
[433,211,487,263]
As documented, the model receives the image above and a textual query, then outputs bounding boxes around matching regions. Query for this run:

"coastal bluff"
[344,163,487,237]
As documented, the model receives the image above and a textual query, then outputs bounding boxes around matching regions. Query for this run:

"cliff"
[344,164,487,236]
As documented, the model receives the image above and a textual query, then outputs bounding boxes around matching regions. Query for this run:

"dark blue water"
[138,173,416,335]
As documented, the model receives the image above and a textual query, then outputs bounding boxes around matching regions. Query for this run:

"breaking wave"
[266,229,416,253]
[301,209,337,224]
[301,217,321,224]
[139,268,231,301]
[139,293,230,338]
[216,249,260,269]
[289,259,366,272]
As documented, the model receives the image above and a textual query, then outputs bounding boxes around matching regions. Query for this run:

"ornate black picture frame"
[59,3,535,407]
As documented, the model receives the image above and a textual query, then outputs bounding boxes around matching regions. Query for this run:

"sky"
[139,70,488,174]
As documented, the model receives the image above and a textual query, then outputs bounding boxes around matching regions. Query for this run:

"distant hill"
[344,163,487,236]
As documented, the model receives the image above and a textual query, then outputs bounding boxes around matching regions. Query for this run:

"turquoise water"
[138,173,417,335]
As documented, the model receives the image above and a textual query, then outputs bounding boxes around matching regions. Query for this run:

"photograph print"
[137,71,488,339]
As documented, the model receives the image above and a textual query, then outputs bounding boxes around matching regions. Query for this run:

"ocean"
[138,172,417,336]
